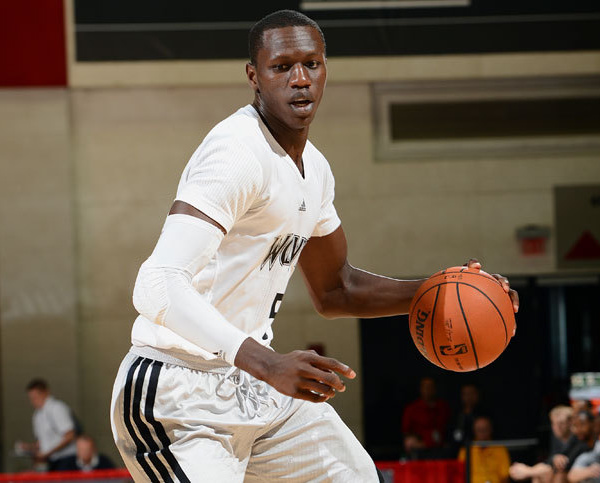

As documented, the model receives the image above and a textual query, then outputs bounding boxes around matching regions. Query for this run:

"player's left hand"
[464,258,519,313]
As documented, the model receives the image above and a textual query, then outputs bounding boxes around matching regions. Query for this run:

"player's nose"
[289,63,311,88]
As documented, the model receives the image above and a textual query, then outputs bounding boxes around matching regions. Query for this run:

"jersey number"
[269,293,284,319]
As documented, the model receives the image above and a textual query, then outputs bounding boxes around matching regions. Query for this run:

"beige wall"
[1,51,600,469]
[0,90,79,470]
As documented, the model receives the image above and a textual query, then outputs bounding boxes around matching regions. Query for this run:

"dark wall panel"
[74,0,600,61]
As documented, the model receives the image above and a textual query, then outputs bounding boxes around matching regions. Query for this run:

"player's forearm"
[135,266,250,365]
[133,215,249,365]
[315,264,424,318]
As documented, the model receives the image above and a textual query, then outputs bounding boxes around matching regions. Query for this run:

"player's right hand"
[234,337,356,403]
[263,349,356,403]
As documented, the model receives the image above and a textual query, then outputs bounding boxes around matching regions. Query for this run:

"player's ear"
[246,62,259,93]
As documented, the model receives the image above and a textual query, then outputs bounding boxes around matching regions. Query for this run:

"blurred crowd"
[13,374,600,482]
[401,377,600,483]
[15,378,114,473]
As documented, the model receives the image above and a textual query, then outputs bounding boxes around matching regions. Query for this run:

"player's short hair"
[248,10,326,65]
[549,405,573,422]
[26,378,48,392]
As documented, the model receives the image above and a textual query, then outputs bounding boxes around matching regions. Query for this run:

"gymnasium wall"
[1,18,600,471]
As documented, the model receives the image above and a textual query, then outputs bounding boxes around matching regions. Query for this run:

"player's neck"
[253,101,309,168]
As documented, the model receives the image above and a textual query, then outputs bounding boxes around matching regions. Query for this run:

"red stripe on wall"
[0,0,67,87]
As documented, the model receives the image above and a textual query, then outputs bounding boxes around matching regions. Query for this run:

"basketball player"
[110,10,519,482]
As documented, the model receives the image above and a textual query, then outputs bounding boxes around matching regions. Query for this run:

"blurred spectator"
[402,377,450,448]
[510,405,574,483]
[452,383,485,446]
[61,435,115,471]
[572,411,597,451]
[572,400,593,414]
[593,411,600,439]
[16,379,77,471]
[567,433,600,483]
[458,416,510,483]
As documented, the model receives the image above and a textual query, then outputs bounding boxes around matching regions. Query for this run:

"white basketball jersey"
[131,105,341,360]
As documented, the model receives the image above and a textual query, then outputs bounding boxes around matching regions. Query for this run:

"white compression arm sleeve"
[132,214,250,365]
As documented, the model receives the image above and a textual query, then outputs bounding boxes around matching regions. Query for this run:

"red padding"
[0,469,131,481]
[376,460,465,483]
[0,0,67,87]
[0,461,464,481]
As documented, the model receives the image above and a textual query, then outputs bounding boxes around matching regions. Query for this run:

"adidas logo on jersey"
[299,200,306,212]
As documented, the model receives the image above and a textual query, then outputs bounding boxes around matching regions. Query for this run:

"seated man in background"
[511,408,595,483]
[567,432,600,483]
[16,379,77,471]
[61,435,115,472]
[510,405,574,483]
[402,377,450,448]
[459,416,510,483]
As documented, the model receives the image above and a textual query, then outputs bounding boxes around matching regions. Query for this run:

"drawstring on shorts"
[215,367,269,418]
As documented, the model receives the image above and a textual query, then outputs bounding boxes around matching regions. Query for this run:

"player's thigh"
[245,400,378,483]
[110,352,250,482]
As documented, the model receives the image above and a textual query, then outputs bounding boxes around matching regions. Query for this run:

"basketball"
[409,266,516,372]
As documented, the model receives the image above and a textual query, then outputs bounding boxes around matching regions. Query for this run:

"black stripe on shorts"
[145,360,191,483]
[123,356,160,483]
[131,358,174,482]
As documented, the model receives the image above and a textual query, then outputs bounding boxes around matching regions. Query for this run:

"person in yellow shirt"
[459,416,511,483]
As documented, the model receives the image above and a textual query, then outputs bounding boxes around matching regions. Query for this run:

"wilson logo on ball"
[439,344,468,356]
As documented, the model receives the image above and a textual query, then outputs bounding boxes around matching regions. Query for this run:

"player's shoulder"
[186,106,265,180]
[206,105,265,151]
[193,105,271,170]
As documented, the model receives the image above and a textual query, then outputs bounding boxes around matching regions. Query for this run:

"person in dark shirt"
[452,383,485,446]
[567,411,597,462]
[61,435,115,472]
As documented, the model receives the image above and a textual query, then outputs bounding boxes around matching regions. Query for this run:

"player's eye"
[274,64,289,71]
[305,61,320,69]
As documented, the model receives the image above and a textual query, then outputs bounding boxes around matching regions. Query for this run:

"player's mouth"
[289,96,314,114]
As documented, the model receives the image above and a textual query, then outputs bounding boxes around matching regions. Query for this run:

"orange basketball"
[408,266,516,372]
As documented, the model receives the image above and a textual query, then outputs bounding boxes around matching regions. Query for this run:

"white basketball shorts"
[110,348,379,482]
